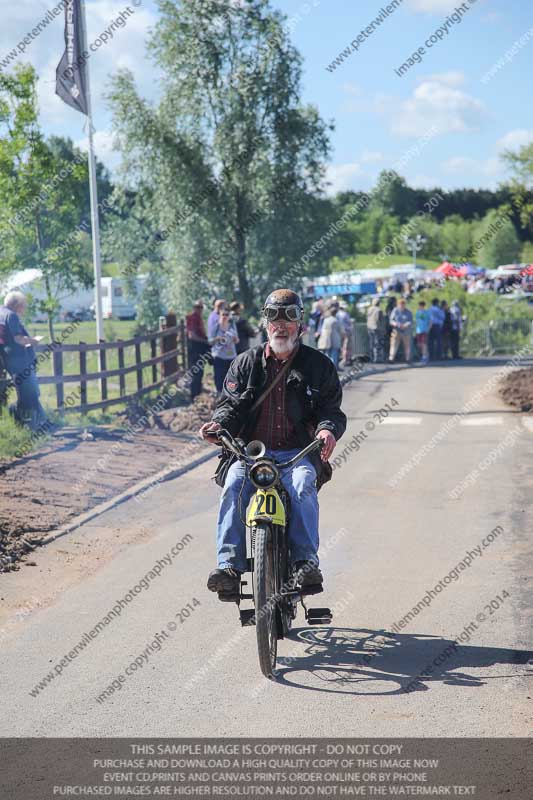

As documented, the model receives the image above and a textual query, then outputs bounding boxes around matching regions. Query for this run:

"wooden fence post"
[150,335,157,384]
[161,312,178,378]
[99,341,107,401]
[135,341,143,392]
[117,341,126,397]
[53,345,64,409]
[179,319,187,370]
[79,345,87,409]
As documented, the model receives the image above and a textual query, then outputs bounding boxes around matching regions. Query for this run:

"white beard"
[268,330,298,355]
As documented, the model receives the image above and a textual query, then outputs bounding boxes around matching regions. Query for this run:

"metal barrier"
[307,318,533,360]
[461,319,533,356]
[352,322,370,357]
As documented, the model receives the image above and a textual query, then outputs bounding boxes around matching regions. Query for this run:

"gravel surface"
[500,367,533,412]
[0,392,216,573]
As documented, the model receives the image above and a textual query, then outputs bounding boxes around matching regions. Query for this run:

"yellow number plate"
[247,488,286,526]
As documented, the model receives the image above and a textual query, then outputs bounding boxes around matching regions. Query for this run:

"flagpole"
[79,0,104,345]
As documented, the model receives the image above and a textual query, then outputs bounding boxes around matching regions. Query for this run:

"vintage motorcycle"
[215,428,332,679]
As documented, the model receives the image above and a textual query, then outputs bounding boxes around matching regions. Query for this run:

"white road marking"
[459,417,504,426]
[381,417,422,425]
[522,417,533,432]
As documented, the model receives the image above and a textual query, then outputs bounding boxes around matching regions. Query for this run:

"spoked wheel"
[254,524,278,679]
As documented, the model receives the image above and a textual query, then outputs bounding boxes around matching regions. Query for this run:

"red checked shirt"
[250,343,300,450]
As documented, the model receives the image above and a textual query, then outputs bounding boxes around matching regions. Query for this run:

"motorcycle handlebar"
[216,429,323,469]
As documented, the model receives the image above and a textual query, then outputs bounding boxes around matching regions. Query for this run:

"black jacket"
[212,343,347,487]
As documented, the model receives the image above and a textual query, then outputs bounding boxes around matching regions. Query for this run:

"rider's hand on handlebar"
[199,421,222,444]
[316,429,336,461]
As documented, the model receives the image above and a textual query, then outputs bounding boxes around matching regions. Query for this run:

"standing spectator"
[0,291,47,430]
[317,301,342,368]
[208,299,227,330]
[208,306,239,394]
[415,301,430,364]
[366,298,385,363]
[337,301,353,366]
[428,298,444,361]
[186,300,209,400]
[450,300,462,359]
[384,296,397,361]
[229,301,256,355]
[389,298,413,363]
[308,300,324,346]
[441,300,453,359]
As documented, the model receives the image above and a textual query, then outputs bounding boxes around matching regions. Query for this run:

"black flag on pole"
[55,0,88,115]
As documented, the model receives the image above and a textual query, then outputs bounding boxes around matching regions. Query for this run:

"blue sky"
[2,0,532,194]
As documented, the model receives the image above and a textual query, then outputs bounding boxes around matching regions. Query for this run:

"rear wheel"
[254,524,278,678]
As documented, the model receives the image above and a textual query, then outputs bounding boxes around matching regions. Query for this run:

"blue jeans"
[213,357,232,393]
[217,448,319,573]
[428,326,442,360]
[12,370,47,431]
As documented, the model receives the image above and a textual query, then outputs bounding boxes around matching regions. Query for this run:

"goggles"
[263,304,303,322]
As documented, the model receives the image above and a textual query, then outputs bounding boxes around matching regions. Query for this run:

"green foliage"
[0,406,35,460]
[330,253,442,271]
[475,209,521,268]
[501,142,533,239]
[0,66,93,337]
[105,0,331,312]
[520,241,533,264]
[135,269,166,332]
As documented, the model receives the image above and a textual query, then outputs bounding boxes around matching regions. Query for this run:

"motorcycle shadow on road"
[273,627,533,695]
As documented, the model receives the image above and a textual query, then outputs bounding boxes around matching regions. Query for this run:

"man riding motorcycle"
[200,289,347,597]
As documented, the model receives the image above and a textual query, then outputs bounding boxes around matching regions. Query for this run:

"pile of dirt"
[0,392,217,573]
[500,368,533,412]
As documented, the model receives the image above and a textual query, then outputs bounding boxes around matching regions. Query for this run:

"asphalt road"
[1,358,532,736]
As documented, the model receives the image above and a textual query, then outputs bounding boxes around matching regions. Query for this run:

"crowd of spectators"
[186,289,468,400]
[186,298,257,398]
[375,269,533,300]
[366,296,463,364]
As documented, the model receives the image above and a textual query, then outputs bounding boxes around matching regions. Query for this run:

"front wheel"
[254,524,278,679]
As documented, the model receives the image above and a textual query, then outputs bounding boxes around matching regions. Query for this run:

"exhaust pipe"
[246,440,266,460]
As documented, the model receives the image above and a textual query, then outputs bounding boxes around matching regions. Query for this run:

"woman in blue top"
[208,307,239,393]
[415,301,430,363]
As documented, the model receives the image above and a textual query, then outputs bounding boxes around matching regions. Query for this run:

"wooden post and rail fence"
[0,316,188,415]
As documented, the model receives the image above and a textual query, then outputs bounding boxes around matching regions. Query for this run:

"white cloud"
[360,150,384,163]
[441,155,504,180]
[420,71,465,87]
[406,0,465,12]
[392,78,485,137]
[442,156,478,173]
[75,129,123,170]
[483,11,503,23]
[326,162,364,194]
[496,129,533,153]
[410,174,438,188]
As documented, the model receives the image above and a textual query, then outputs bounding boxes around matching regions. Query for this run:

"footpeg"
[300,584,323,596]
[217,591,240,603]
[306,607,332,625]
[239,609,256,626]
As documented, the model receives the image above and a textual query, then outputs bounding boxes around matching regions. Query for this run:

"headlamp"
[249,461,279,489]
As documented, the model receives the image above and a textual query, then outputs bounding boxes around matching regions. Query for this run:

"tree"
[501,142,533,240]
[0,66,92,338]
[440,215,475,262]
[476,209,521,268]
[48,135,114,228]
[135,269,166,332]
[371,171,416,221]
[106,0,331,312]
